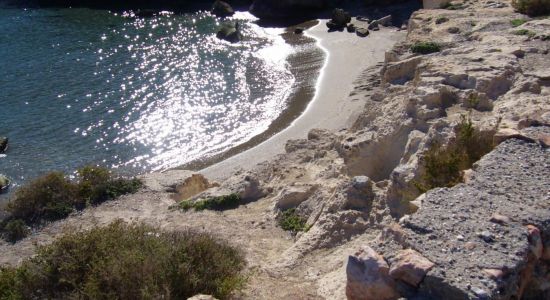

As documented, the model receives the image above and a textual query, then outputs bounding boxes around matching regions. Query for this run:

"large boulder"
[216,22,241,43]
[0,175,9,192]
[388,249,434,286]
[211,0,234,17]
[346,246,400,300]
[0,136,7,153]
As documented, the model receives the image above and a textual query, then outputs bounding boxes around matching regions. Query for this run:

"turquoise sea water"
[0,8,294,190]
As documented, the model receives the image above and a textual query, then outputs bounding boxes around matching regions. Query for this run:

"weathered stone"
[389,249,434,286]
[377,15,392,27]
[356,28,369,37]
[483,268,505,280]
[294,27,304,34]
[368,21,380,31]
[274,185,317,210]
[490,213,511,225]
[187,294,218,300]
[216,22,241,43]
[331,8,351,27]
[346,23,356,33]
[346,246,399,300]
[447,26,460,34]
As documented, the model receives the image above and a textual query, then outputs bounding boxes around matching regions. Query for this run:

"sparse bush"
[415,115,495,191]
[278,208,307,232]
[0,220,246,299]
[411,41,442,54]
[7,172,77,224]
[2,219,30,243]
[1,166,142,242]
[441,2,465,10]
[178,193,241,211]
[511,18,528,27]
[513,28,536,37]
[512,0,550,16]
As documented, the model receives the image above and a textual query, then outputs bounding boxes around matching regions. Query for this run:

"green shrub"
[510,18,528,27]
[0,220,245,299]
[2,219,30,243]
[1,166,142,242]
[513,29,536,37]
[441,2,465,10]
[178,194,241,211]
[512,0,550,16]
[7,172,77,224]
[278,208,307,232]
[416,115,495,191]
[411,41,442,54]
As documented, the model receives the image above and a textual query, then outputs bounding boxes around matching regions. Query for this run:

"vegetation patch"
[513,28,536,37]
[435,17,449,24]
[178,193,241,211]
[411,41,442,54]
[278,208,307,232]
[0,220,245,299]
[415,115,495,192]
[512,0,550,16]
[510,18,528,27]
[0,166,142,243]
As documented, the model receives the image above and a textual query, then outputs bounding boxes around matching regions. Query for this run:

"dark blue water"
[0,8,294,190]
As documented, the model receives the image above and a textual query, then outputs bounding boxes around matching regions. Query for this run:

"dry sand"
[201,20,405,180]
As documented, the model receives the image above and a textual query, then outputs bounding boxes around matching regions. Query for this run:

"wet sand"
[200,20,406,180]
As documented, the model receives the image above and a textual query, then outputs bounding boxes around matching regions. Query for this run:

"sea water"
[0,8,294,190]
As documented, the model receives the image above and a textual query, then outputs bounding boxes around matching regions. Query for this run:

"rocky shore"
[1,0,550,299]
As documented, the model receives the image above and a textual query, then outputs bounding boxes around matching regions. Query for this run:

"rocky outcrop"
[0,175,9,192]
[211,0,234,17]
[216,22,241,43]
[0,137,7,153]
[326,8,351,31]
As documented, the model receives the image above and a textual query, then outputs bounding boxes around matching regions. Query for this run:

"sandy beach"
[201,20,405,180]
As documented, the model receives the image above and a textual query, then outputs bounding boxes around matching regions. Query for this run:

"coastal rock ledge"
[349,135,550,299]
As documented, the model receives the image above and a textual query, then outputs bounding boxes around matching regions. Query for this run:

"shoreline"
[200,20,406,181]
[180,19,324,171]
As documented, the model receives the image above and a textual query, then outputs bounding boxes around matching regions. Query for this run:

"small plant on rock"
[510,18,528,27]
[435,17,449,24]
[513,28,536,37]
[1,219,30,243]
[278,208,307,232]
[178,193,241,211]
[411,41,442,54]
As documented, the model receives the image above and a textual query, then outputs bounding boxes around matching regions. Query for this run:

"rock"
[389,249,434,287]
[447,27,460,34]
[526,225,543,259]
[326,21,341,31]
[216,22,241,43]
[368,21,380,31]
[477,230,495,243]
[0,136,7,153]
[490,213,511,225]
[294,27,304,34]
[483,268,505,280]
[0,174,9,192]
[377,15,392,27]
[174,174,214,201]
[346,23,355,33]
[211,0,234,17]
[357,16,371,23]
[346,246,399,300]
[345,176,375,210]
[274,184,317,210]
[356,27,369,37]
[331,8,351,27]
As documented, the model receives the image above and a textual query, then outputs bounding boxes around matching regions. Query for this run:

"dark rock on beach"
[346,23,355,33]
[356,27,369,37]
[211,0,234,17]
[0,137,7,153]
[216,22,241,43]
[294,27,304,34]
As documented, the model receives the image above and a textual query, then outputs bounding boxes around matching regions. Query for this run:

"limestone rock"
[346,246,399,300]
[388,249,434,287]
[274,184,317,210]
